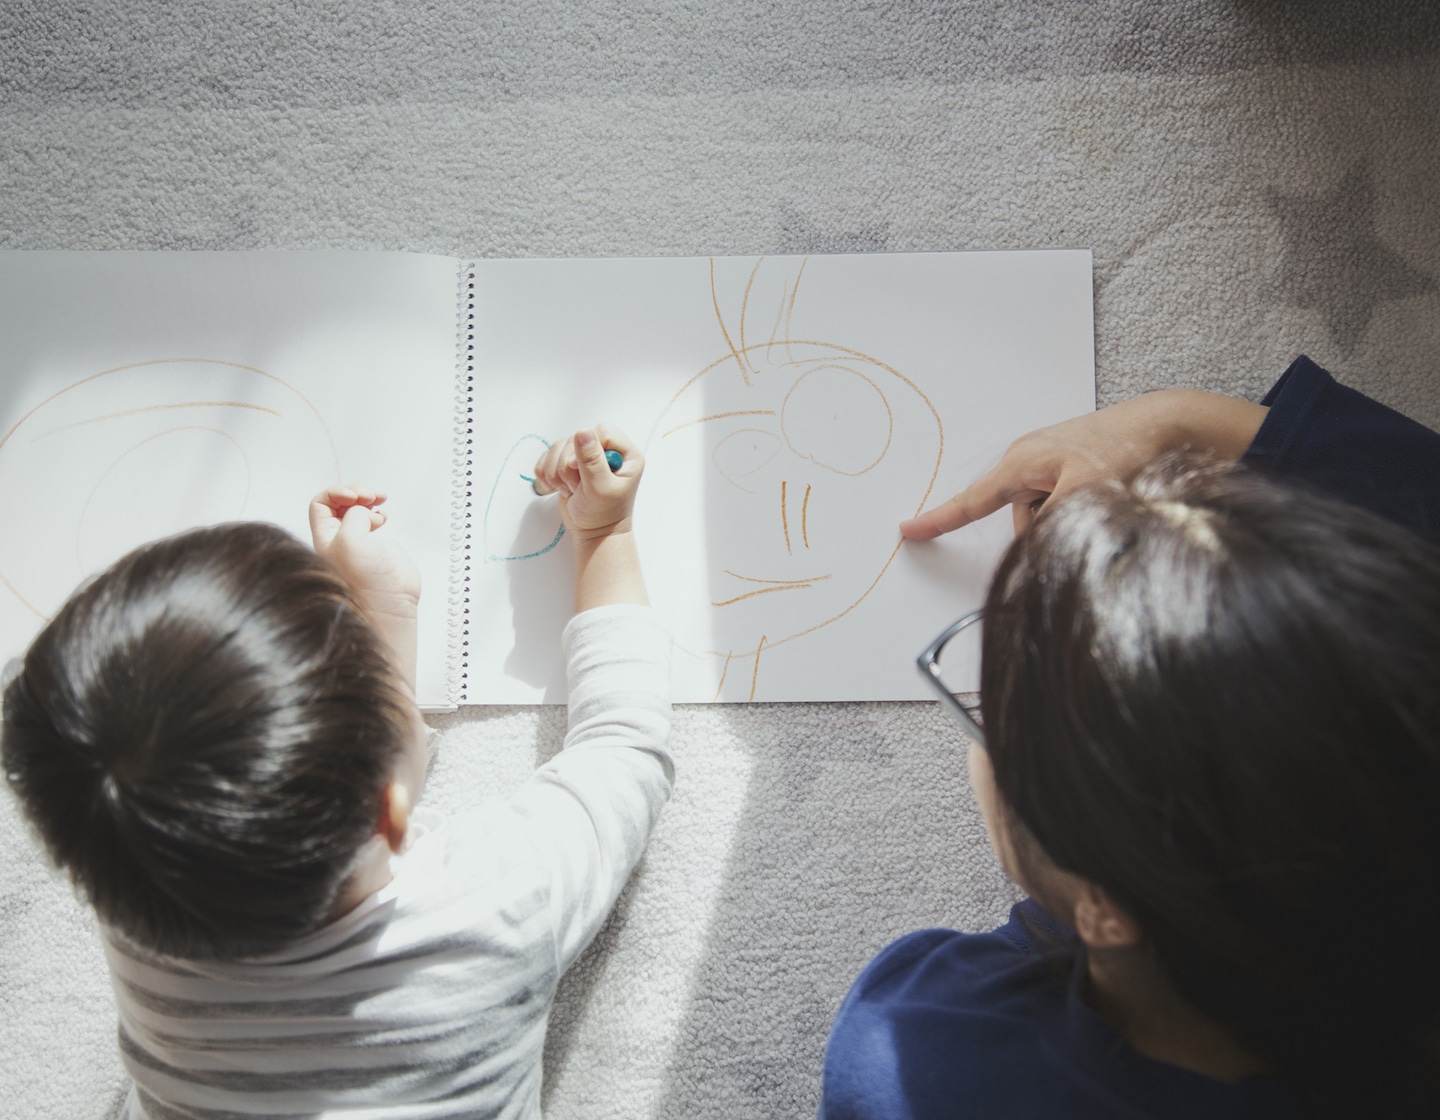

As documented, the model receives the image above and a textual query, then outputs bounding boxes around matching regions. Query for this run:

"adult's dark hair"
[2,523,413,960]
[980,453,1440,1115]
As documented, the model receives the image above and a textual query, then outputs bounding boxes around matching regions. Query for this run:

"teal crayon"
[531,448,623,495]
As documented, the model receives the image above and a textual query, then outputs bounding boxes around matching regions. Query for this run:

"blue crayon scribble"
[484,433,566,563]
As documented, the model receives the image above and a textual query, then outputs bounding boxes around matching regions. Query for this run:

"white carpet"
[3,3,1438,1116]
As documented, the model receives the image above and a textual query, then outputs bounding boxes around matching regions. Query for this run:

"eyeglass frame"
[916,608,987,748]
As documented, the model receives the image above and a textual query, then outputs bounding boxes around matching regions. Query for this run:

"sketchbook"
[0,250,1093,707]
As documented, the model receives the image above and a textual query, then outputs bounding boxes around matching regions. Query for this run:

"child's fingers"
[530,447,552,492]
[336,501,379,545]
[572,428,615,487]
[340,483,387,508]
[557,450,583,496]
[555,442,584,497]
[314,484,387,512]
[550,445,574,493]
[534,441,561,483]
[591,423,642,479]
[534,428,642,497]
[349,504,386,531]
[552,424,640,538]
[533,440,572,497]
[572,425,642,498]
[308,491,347,546]
[310,485,387,542]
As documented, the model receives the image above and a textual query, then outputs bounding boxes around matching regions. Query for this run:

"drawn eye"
[713,428,783,492]
[781,366,892,475]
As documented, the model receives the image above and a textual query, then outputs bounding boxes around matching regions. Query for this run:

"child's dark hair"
[981,453,1440,1115]
[2,523,414,960]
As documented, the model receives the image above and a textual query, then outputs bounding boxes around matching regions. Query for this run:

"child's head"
[977,453,1440,1103]
[2,522,417,960]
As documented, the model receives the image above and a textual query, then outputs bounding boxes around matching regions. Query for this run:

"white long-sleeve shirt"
[106,605,673,1120]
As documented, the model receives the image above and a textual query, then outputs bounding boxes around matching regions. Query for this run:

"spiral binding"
[447,262,477,705]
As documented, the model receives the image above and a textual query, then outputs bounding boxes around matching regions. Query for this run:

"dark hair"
[2,523,414,960]
[981,453,1440,1113]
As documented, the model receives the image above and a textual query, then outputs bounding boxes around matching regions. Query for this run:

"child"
[3,425,670,1119]
[823,359,1440,1117]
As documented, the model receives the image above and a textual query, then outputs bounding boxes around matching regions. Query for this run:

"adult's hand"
[900,389,1268,539]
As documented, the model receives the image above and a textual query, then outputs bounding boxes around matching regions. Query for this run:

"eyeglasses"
[916,608,986,748]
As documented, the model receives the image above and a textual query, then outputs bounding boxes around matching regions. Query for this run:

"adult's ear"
[377,779,411,853]
[1073,881,1142,950]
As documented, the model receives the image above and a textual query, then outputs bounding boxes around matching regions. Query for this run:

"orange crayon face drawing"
[637,259,944,700]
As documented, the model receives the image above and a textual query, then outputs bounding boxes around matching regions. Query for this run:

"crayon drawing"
[0,358,339,636]
[0,249,1090,704]
[636,258,944,701]
[474,257,947,702]
[482,433,566,562]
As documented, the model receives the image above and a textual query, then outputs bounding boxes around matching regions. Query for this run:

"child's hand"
[534,427,649,612]
[308,485,421,616]
[533,425,643,544]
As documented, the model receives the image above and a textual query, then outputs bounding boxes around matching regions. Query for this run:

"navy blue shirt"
[822,359,1440,1119]
[820,902,1296,1120]
[1243,356,1440,547]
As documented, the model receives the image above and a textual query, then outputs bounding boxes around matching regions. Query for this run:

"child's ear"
[1073,882,1141,950]
[377,780,411,853]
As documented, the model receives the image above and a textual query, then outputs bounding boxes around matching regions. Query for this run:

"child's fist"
[532,425,643,542]
[308,485,421,613]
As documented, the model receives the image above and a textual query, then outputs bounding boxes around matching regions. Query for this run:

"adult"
[821,357,1440,1119]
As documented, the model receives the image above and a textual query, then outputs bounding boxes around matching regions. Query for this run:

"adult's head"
[979,453,1440,1110]
[2,522,416,960]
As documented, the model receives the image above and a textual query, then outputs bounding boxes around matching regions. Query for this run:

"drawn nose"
[779,479,815,554]
[713,428,783,492]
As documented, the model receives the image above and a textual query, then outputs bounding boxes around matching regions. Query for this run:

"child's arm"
[532,424,648,613]
[522,425,671,970]
[308,485,422,694]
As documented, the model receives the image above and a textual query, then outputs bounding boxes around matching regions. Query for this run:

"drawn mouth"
[711,569,832,607]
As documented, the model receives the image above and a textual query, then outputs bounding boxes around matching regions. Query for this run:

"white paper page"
[0,252,461,708]
[467,251,1094,703]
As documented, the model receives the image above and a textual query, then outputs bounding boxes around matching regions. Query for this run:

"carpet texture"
[2,3,1438,1117]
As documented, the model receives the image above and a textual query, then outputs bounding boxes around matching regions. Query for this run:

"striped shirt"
[105,605,674,1119]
